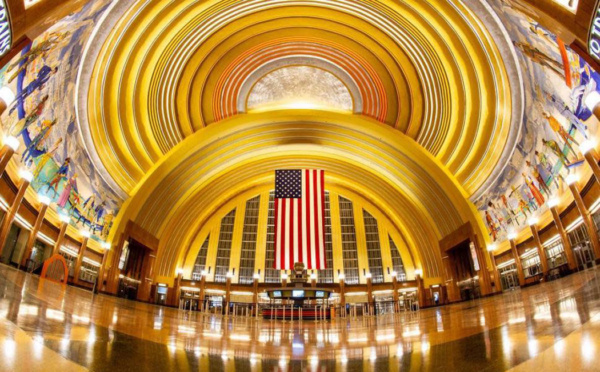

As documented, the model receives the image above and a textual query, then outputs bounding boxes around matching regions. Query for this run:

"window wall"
[193,190,409,285]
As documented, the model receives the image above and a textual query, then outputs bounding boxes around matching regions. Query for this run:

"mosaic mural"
[0,0,121,241]
[477,0,600,241]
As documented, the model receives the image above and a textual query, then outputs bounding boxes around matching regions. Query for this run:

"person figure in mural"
[45,157,71,196]
[92,201,106,234]
[486,202,507,230]
[544,91,589,137]
[21,119,56,164]
[485,210,499,241]
[500,195,517,219]
[32,138,63,178]
[542,138,571,165]
[5,31,70,81]
[77,195,96,225]
[102,212,114,239]
[544,112,579,153]
[522,173,545,206]
[8,66,58,115]
[525,160,552,195]
[10,95,49,137]
[513,41,564,78]
[57,173,77,210]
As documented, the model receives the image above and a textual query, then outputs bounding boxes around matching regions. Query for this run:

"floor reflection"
[0,264,599,370]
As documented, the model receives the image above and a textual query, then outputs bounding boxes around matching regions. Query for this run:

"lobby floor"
[0,265,599,371]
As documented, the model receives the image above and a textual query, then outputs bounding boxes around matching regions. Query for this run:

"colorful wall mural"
[0,0,122,242]
[477,0,600,242]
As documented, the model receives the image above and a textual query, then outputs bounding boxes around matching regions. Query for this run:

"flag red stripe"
[290,199,295,269]
[312,170,321,269]
[274,198,279,269]
[305,169,312,269]
[280,199,286,270]
[298,196,303,265]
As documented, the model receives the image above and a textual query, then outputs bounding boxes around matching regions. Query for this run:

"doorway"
[447,239,481,301]
[117,239,151,300]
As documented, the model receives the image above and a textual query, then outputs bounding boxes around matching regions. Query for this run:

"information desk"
[262,287,334,320]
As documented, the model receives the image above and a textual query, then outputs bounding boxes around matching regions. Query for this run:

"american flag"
[274,169,326,270]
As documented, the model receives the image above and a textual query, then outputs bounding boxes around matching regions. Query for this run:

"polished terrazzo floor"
[0,265,599,371]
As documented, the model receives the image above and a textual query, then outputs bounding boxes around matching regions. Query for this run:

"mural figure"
[10,95,49,137]
[45,157,71,196]
[8,65,58,115]
[57,173,77,209]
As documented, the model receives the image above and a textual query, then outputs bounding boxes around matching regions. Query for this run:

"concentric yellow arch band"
[109,111,489,280]
[78,0,522,203]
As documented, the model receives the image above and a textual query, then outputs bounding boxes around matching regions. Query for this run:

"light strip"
[0,197,8,211]
[180,286,200,292]
[36,232,55,245]
[14,214,32,230]
[59,246,78,257]
[82,257,101,267]
[230,291,253,295]
[590,198,600,213]
[566,217,584,232]
[497,259,516,269]
[520,249,538,259]
[543,234,561,248]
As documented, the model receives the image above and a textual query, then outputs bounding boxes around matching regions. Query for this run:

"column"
[96,242,111,292]
[172,270,183,307]
[0,137,19,178]
[566,174,600,261]
[225,273,232,316]
[72,231,89,284]
[200,270,207,306]
[547,199,577,270]
[391,272,399,311]
[581,146,600,185]
[366,273,373,314]
[529,220,549,279]
[508,235,526,287]
[281,272,288,287]
[487,246,502,293]
[585,91,600,122]
[252,273,259,316]
[20,195,50,268]
[0,170,32,255]
[338,274,346,312]
[310,272,317,288]
[416,271,426,308]
[52,214,71,255]
[0,87,15,115]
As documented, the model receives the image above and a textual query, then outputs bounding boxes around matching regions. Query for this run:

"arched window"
[339,196,359,284]
[264,192,280,283]
[239,196,261,284]
[389,235,406,281]
[214,209,236,283]
[363,210,384,283]
[191,235,210,280]
[318,192,333,283]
